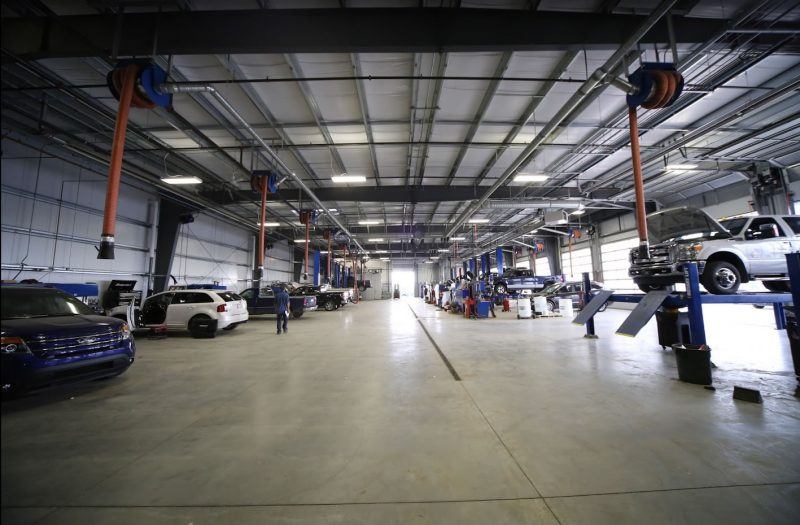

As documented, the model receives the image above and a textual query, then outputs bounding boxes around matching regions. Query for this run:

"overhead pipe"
[161,83,365,253]
[445,0,678,238]
[485,199,587,209]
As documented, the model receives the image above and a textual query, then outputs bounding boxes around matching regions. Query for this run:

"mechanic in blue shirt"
[274,286,290,335]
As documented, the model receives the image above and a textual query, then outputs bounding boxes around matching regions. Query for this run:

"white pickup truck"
[628,207,799,294]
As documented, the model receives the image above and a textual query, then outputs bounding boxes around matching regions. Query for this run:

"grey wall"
[1,140,259,293]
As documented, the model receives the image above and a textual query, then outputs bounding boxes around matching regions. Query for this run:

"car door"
[140,292,174,325]
[165,291,197,328]
[742,217,788,275]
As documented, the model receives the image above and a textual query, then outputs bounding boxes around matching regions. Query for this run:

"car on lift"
[628,207,799,294]
[137,290,248,338]
[531,280,605,312]
[239,284,318,318]
[291,285,346,311]
[1,284,135,397]
[491,268,564,295]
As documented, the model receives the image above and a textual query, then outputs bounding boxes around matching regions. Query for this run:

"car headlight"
[1,336,31,354]
[678,243,703,260]
[120,324,132,340]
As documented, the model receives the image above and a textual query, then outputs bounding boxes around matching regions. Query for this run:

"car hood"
[1,315,124,339]
[647,207,731,244]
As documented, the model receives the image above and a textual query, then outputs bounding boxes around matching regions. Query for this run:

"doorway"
[391,269,415,298]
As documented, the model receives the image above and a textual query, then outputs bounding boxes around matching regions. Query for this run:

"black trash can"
[784,306,800,379]
[672,343,712,385]
[656,308,691,349]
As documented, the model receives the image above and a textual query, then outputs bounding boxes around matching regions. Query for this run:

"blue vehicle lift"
[575,257,797,347]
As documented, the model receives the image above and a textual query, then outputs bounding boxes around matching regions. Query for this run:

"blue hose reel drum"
[626,62,684,109]
[107,60,172,109]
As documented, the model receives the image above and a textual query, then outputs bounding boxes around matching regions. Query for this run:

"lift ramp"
[573,290,614,326]
[615,290,672,337]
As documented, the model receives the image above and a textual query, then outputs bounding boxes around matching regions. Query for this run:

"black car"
[532,281,605,312]
[292,285,346,311]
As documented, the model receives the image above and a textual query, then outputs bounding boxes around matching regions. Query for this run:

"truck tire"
[763,281,790,293]
[324,300,336,311]
[189,315,216,338]
[702,260,741,294]
[292,311,304,319]
[547,299,557,312]
[637,283,667,293]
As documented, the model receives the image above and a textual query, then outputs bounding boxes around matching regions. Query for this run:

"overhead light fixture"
[367,238,384,242]
[430,256,439,260]
[161,175,202,185]
[665,164,698,171]
[556,218,568,225]
[257,222,281,227]
[571,210,585,216]
[374,250,388,253]
[320,250,328,254]
[328,208,338,212]
[293,239,308,243]
[437,249,450,253]
[451,236,466,241]
[514,173,548,183]
[359,220,381,225]
[332,174,367,183]
[468,218,490,224]
[380,257,390,261]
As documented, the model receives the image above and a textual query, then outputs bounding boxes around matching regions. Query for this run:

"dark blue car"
[1,285,135,397]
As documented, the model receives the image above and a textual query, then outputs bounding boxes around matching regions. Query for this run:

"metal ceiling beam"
[1,9,746,59]
[198,185,623,204]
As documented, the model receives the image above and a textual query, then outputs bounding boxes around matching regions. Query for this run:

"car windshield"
[540,283,562,294]
[719,218,748,236]
[1,288,95,319]
[647,208,731,244]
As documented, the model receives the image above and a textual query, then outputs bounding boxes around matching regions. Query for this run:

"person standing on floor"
[275,285,290,335]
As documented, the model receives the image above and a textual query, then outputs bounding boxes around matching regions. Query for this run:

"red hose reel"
[626,62,684,110]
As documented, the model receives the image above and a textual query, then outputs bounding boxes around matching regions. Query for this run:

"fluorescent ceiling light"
[665,164,698,171]
[374,250,388,253]
[367,238,384,242]
[161,175,202,185]
[451,236,466,241]
[293,239,308,243]
[514,173,548,183]
[359,220,381,225]
[437,249,450,253]
[556,218,568,225]
[468,218,490,224]
[571,209,585,216]
[320,251,328,254]
[380,257,390,261]
[332,174,367,183]
[256,222,281,227]
[430,256,439,260]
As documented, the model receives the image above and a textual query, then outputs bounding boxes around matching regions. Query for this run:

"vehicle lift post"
[582,272,597,339]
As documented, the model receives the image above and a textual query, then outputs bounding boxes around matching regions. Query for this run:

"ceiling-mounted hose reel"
[625,62,684,110]
[107,60,173,110]
[613,62,685,259]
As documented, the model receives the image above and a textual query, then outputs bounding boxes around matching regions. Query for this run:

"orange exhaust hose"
[304,220,310,277]
[99,65,137,257]
[327,235,332,280]
[628,107,649,252]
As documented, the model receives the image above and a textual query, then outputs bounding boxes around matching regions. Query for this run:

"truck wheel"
[189,315,216,338]
[494,283,507,295]
[702,260,741,294]
[292,311,304,319]
[324,300,336,311]
[763,281,790,293]
[546,299,557,312]
[637,283,666,293]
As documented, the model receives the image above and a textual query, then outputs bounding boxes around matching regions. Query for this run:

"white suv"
[136,290,248,338]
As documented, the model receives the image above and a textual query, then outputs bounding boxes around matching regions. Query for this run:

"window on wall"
[600,237,639,292]
[515,260,530,270]
[532,255,551,276]
[560,247,592,280]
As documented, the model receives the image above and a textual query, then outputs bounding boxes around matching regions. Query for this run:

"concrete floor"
[2,298,799,524]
